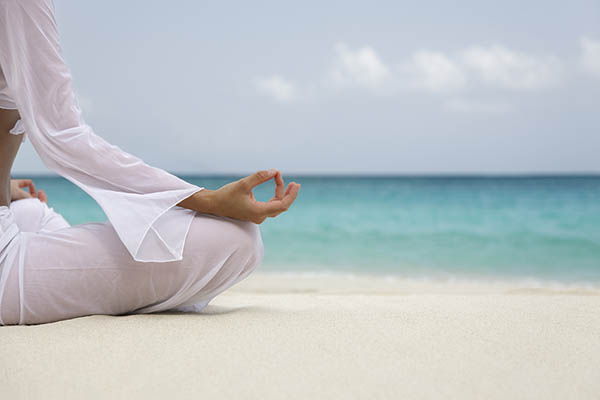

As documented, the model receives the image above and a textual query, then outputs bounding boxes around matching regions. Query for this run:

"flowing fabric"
[0,0,203,262]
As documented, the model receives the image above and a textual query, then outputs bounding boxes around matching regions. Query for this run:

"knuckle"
[256,170,269,180]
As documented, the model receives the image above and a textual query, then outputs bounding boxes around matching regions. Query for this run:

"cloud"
[254,42,569,104]
[444,97,511,115]
[330,43,392,91]
[254,75,297,102]
[580,37,600,78]
[403,50,466,92]
[461,45,561,90]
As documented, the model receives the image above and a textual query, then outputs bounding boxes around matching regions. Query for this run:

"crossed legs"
[0,198,263,325]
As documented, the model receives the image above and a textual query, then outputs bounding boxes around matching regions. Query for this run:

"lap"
[1,206,263,325]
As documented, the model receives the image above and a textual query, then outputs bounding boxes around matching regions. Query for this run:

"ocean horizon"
[12,174,600,285]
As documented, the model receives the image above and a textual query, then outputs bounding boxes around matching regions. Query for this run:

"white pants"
[0,198,263,325]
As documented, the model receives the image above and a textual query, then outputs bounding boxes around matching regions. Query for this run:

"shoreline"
[238,270,600,294]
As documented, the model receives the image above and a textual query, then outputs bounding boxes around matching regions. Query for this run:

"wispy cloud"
[461,45,561,90]
[329,43,392,91]
[254,75,297,102]
[580,37,600,78]
[403,50,466,92]
[253,40,580,108]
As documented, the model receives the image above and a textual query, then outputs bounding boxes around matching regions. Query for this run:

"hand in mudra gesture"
[10,179,48,203]
[179,169,300,224]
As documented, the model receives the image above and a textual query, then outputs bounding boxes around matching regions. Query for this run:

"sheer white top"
[0,0,204,262]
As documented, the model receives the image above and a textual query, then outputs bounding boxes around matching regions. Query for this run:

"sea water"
[19,175,600,283]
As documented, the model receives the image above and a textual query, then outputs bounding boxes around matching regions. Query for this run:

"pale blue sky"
[12,0,600,175]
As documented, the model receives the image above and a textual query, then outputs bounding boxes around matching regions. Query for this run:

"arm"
[0,0,299,262]
[0,0,204,262]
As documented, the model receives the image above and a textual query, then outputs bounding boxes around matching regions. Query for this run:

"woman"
[0,0,299,325]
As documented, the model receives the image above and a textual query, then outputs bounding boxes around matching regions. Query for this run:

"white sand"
[1,272,600,399]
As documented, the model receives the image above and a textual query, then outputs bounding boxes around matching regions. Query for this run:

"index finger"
[241,169,278,190]
[18,179,36,196]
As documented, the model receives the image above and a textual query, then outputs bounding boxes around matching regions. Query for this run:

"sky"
[12,0,600,175]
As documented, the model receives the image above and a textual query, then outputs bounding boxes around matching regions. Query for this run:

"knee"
[233,221,264,270]
[10,197,44,213]
[212,218,264,272]
[9,198,46,232]
[9,197,69,233]
[186,215,264,271]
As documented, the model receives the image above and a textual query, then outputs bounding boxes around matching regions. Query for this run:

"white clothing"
[0,0,203,263]
[0,199,263,325]
[0,0,264,324]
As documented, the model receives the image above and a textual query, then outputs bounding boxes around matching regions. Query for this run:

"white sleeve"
[0,0,204,262]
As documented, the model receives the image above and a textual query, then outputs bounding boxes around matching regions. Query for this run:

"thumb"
[241,169,277,189]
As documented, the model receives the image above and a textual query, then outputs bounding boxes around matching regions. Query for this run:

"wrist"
[188,189,218,215]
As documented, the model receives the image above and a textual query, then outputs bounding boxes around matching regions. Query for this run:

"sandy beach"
[1,271,599,399]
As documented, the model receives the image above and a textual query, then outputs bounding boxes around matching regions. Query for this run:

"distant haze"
[12,0,600,175]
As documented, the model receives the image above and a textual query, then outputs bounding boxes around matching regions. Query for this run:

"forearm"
[0,180,8,207]
[177,189,219,215]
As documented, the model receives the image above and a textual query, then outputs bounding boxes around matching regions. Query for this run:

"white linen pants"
[0,198,263,325]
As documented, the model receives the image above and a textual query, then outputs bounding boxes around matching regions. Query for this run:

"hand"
[10,179,48,203]
[180,169,300,224]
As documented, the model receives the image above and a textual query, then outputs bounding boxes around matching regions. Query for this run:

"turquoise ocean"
[15,175,600,284]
